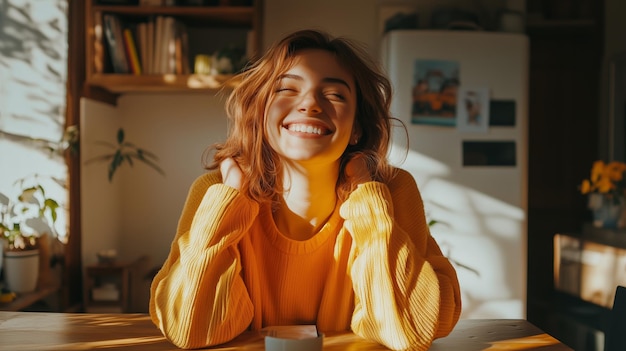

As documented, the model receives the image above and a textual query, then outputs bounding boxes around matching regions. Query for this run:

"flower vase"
[588,193,625,229]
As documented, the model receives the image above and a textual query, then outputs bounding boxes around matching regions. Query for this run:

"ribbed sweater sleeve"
[149,172,259,349]
[339,169,462,351]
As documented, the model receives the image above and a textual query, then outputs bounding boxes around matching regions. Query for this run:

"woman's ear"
[350,123,361,145]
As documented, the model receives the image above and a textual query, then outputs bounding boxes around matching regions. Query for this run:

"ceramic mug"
[264,334,323,351]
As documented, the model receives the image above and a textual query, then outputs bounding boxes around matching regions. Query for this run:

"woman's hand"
[346,155,372,188]
[220,157,243,191]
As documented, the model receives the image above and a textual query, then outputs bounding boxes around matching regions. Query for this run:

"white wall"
[80,94,228,267]
[118,93,229,262]
[80,99,123,266]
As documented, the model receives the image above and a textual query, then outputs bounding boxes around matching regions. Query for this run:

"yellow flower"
[590,160,605,183]
[580,160,626,197]
[597,177,614,193]
[580,179,591,194]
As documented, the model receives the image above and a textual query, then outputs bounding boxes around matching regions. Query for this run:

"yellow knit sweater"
[149,169,461,350]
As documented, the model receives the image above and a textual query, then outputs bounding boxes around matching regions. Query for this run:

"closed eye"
[325,92,346,101]
[276,86,298,94]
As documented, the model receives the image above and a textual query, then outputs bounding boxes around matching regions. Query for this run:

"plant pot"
[3,249,39,293]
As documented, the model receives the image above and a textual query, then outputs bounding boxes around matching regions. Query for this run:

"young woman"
[149,29,462,351]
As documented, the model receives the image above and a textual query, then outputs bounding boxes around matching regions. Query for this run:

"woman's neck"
[273,161,339,240]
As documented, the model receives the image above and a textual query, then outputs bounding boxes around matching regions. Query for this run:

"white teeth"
[287,124,324,135]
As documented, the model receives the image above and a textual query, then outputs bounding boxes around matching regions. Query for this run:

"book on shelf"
[102,13,129,74]
[153,16,164,73]
[123,28,142,75]
[93,11,105,74]
[98,13,191,76]
[136,22,148,74]
[173,20,190,74]
[145,20,154,74]
[161,16,175,74]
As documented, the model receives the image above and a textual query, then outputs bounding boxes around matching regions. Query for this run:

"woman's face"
[265,49,357,168]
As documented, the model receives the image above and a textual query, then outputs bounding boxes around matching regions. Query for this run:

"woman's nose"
[297,91,322,115]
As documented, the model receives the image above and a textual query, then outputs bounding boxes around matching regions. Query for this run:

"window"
[0,0,69,244]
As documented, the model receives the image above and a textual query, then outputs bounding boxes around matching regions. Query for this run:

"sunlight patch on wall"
[390,143,526,319]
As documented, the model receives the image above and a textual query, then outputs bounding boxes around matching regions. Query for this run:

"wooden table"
[0,311,572,350]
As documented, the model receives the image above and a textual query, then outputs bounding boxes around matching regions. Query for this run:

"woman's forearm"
[150,184,259,349]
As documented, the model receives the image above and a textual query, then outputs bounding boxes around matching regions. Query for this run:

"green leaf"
[139,157,166,176]
[108,150,124,182]
[18,187,38,203]
[116,128,125,144]
[125,154,135,166]
[138,148,158,159]
[43,199,59,223]
[123,141,138,149]
[37,184,45,197]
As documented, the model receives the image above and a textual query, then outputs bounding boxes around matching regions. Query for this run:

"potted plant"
[0,176,61,293]
[84,127,165,182]
[579,160,626,229]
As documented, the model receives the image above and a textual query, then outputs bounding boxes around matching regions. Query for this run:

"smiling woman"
[149,29,462,351]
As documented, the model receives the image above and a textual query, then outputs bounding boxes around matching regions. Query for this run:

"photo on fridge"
[411,59,459,126]
[456,86,490,133]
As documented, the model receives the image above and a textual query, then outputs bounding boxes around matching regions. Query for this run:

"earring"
[350,136,359,145]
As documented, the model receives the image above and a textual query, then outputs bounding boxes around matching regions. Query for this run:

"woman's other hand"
[220,157,243,191]
[346,155,372,188]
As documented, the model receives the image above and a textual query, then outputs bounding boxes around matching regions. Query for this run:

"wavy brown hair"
[204,29,402,203]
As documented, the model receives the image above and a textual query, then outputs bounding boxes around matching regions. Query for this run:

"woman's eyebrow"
[324,77,352,92]
[278,74,352,92]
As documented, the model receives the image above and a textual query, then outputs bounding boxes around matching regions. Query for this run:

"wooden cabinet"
[544,224,626,351]
[84,1,263,94]
[554,224,626,308]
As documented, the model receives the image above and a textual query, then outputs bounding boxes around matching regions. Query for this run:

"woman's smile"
[284,122,332,136]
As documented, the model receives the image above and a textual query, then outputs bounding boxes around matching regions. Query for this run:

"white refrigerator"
[381,30,529,319]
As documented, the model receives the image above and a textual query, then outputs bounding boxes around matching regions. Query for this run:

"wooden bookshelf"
[85,1,262,97]
[87,72,242,93]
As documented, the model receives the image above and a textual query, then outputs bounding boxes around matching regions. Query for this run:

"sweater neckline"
[259,203,341,254]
